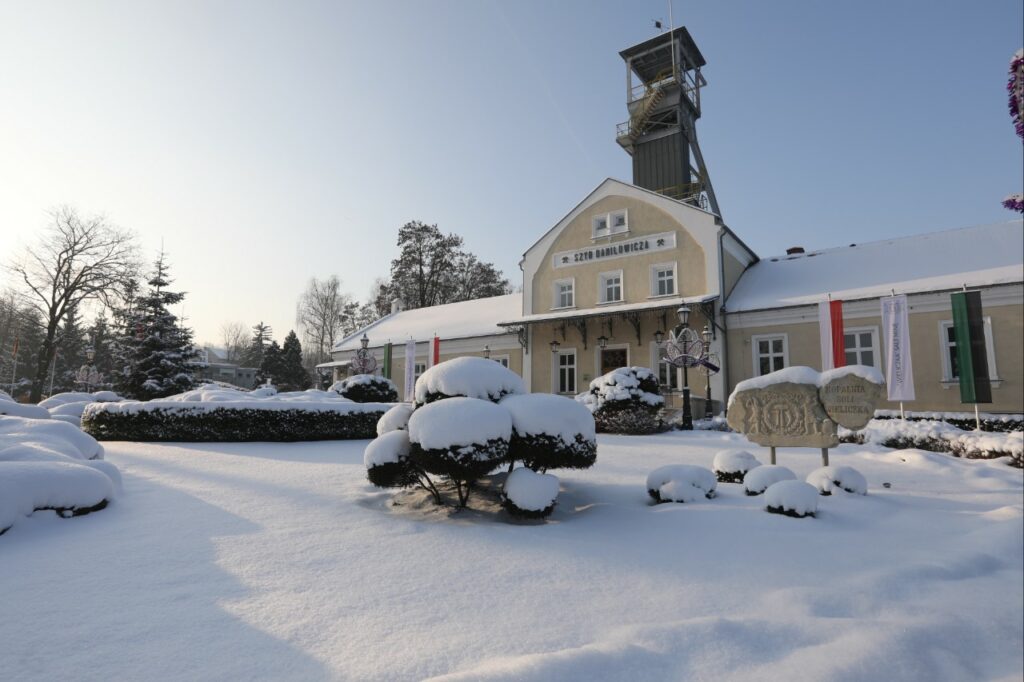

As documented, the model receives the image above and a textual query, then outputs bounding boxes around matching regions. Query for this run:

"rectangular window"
[650,263,677,297]
[553,279,574,309]
[600,271,623,303]
[752,334,787,376]
[492,355,510,368]
[939,319,998,381]
[654,344,680,391]
[843,327,878,367]
[592,215,608,236]
[557,351,577,394]
[414,362,426,382]
[591,210,628,237]
[609,210,628,234]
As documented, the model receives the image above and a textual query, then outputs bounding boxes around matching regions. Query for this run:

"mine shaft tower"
[616,27,720,216]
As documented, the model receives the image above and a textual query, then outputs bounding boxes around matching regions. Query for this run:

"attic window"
[592,210,629,238]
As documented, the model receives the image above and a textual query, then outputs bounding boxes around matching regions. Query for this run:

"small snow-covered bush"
[364,429,419,489]
[806,465,867,496]
[332,374,399,403]
[376,403,414,436]
[38,391,124,428]
[413,356,525,406]
[408,397,512,506]
[577,367,664,435]
[646,464,717,503]
[0,392,49,419]
[764,480,819,518]
[743,465,796,496]
[841,418,1023,467]
[501,467,559,519]
[500,393,597,472]
[712,449,761,483]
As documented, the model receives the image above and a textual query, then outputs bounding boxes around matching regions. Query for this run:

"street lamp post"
[676,305,692,431]
[702,325,713,419]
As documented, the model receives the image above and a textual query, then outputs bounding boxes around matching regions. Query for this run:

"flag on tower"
[950,291,992,404]
[818,299,846,370]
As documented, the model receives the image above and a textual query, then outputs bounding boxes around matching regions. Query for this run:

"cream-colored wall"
[726,303,1024,413]
[722,249,747,299]
[531,195,708,313]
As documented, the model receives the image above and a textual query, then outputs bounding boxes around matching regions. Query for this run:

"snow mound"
[806,465,868,496]
[364,429,412,468]
[414,356,525,405]
[500,393,595,442]
[712,449,761,483]
[38,391,122,409]
[646,464,717,503]
[0,415,104,460]
[764,480,819,518]
[743,465,797,496]
[407,397,512,450]
[0,392,49,419]
[376,403,414,435]
[502,467,559,518]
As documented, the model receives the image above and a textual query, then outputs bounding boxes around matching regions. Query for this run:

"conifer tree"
[87,312,115,388]
[111,253,197,399]
[279,330,311,391]
[256,340,283,387]
[50,305,89,394]
[242,322,273,369]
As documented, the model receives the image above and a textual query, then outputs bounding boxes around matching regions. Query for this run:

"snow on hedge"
[502,467,559,518]
[407,397,512,450]
[743,464,797,496]
[806,465,867,496]
[764,480,819,518]
[331,374,398,403]
[0,392,49,419]
[364,429,411,468]
[576,366,664,411]
[843,418,1024,460]
[376,403,414,435]
[38,391,124,427]
[499,393,595,442]
[729,365,883,407]
[646,464,717,503]
[712,449,761,483]
[0,415,120,535]
[413,356,525,405]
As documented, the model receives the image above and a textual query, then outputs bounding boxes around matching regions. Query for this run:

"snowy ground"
[1,431,1021,681]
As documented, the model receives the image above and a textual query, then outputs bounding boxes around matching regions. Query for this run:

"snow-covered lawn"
[1,430,1021,681]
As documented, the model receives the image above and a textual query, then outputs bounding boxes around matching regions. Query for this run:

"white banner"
[818,300,834,371]
[403,339,417,402]
[881,294,915,402]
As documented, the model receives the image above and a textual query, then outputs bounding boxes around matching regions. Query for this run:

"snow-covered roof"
[332,293,521,352]
[500,294,716,326]
[726,220,1023,312]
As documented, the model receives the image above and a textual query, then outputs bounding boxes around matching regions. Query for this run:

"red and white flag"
[428,336,440,368]
[818,299,846,370]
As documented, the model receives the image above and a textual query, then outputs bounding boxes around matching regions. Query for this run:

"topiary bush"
[413,356,525,406]
[332,374,399,403]
[806,465,867,496]
[646,464,717,503]
[743,465,796,496]
[500,393,596,472]
[764,480,819,518]
[501,467,559,519]
[576,366,664,435]
[376,403,414,436]
[712,449,761,484]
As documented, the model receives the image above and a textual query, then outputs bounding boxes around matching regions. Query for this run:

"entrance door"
[600,348,628,376]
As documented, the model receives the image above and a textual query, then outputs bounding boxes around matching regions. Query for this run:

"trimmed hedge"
[510,432,597,472]
[82,406,386,442]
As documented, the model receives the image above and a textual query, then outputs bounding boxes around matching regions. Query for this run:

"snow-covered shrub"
[872,410,1023,434]
[806,465,867,496]
[0,415,120,536]
[743,465,796,496]
[332,374,399,403]
[841,418,1023,467]
[38,391,124,428]
[501,467,559,519]
[0,392,49,419]
[364,429,419,489]
[408,397,512,507]
[500,393,596,472]
[764,480,819,518]
[577,367,664,435]
[413,356,525,406]
[376,403,414,436]
[712,449,761,484]
[646,464,717,503]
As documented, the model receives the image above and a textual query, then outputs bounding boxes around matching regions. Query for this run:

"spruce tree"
[256,340,283,387]
[111,253,197,399]
[242,321,273,369]
[87,313,115,389]
[50,305,89,394]
[279,330,311,391]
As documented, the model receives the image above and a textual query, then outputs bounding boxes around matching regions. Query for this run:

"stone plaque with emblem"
[727,382,839,449]
[818,372,884,430]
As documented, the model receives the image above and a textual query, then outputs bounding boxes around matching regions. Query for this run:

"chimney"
[390,298,403,314]
[785,246,805,255]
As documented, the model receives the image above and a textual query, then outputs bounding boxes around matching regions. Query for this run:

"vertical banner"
[382,342,392,380]
[880,294,916,401]
[430,336,440,367]
[818,299,846,369]
[951,291,992,404]
[403,339,416,402]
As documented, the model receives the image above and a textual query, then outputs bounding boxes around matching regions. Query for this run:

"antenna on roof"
[653,19,663,30]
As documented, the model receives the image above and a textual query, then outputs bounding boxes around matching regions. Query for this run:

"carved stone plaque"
[727,382,839,448]
[819,373,883,430]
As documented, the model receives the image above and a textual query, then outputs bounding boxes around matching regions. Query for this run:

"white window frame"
[842,325,880,369]
[649,262,678,298]
[552,278,575,310]
[751,333,789,376]
[591,209,629,238]
[554,348,578,394]
[598,269,624,304]
[491,354,511,369]
[414,362,426,382]
[937,318,999,384]
[650,341,681,392]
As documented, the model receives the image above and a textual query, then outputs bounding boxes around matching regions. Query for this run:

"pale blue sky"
[1,1,1021,345]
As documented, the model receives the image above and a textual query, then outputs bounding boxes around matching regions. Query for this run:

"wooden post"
[821,448,829,467]
[770,446,776,465]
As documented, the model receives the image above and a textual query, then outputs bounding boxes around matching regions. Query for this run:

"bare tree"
[297,275,356,367]
[220,321,248,363]
[7,206,139,402]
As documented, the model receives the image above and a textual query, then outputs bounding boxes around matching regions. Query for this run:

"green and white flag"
[382,342,392,380]
[950,291,992,404]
